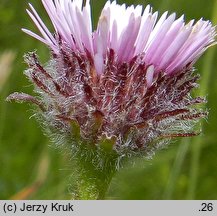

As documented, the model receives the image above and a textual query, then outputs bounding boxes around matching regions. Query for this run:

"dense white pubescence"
[16,48,205,159]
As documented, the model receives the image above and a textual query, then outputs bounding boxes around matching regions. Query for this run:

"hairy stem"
[69,139,118,200]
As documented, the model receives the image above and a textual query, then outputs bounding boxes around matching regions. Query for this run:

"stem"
[67,126,119,200]
[74,151,117,200]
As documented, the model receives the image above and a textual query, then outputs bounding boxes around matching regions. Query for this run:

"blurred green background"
[0,0,217,200]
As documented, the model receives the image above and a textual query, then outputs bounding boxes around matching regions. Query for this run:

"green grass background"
[0,0,217,199]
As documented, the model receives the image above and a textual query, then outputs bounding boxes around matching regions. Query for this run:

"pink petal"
[158,25,192,71]
[148,15,184,66]
[144,13,176,65]
[134,12,158,55]
[146,65,155,87]
[94,53,104,74]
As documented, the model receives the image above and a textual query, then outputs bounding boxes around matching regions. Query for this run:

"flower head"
[8,0,216,158]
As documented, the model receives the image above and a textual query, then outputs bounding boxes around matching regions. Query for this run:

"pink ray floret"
[22,0,216,77]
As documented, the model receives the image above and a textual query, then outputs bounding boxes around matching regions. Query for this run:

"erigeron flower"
[7,0,216,158]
